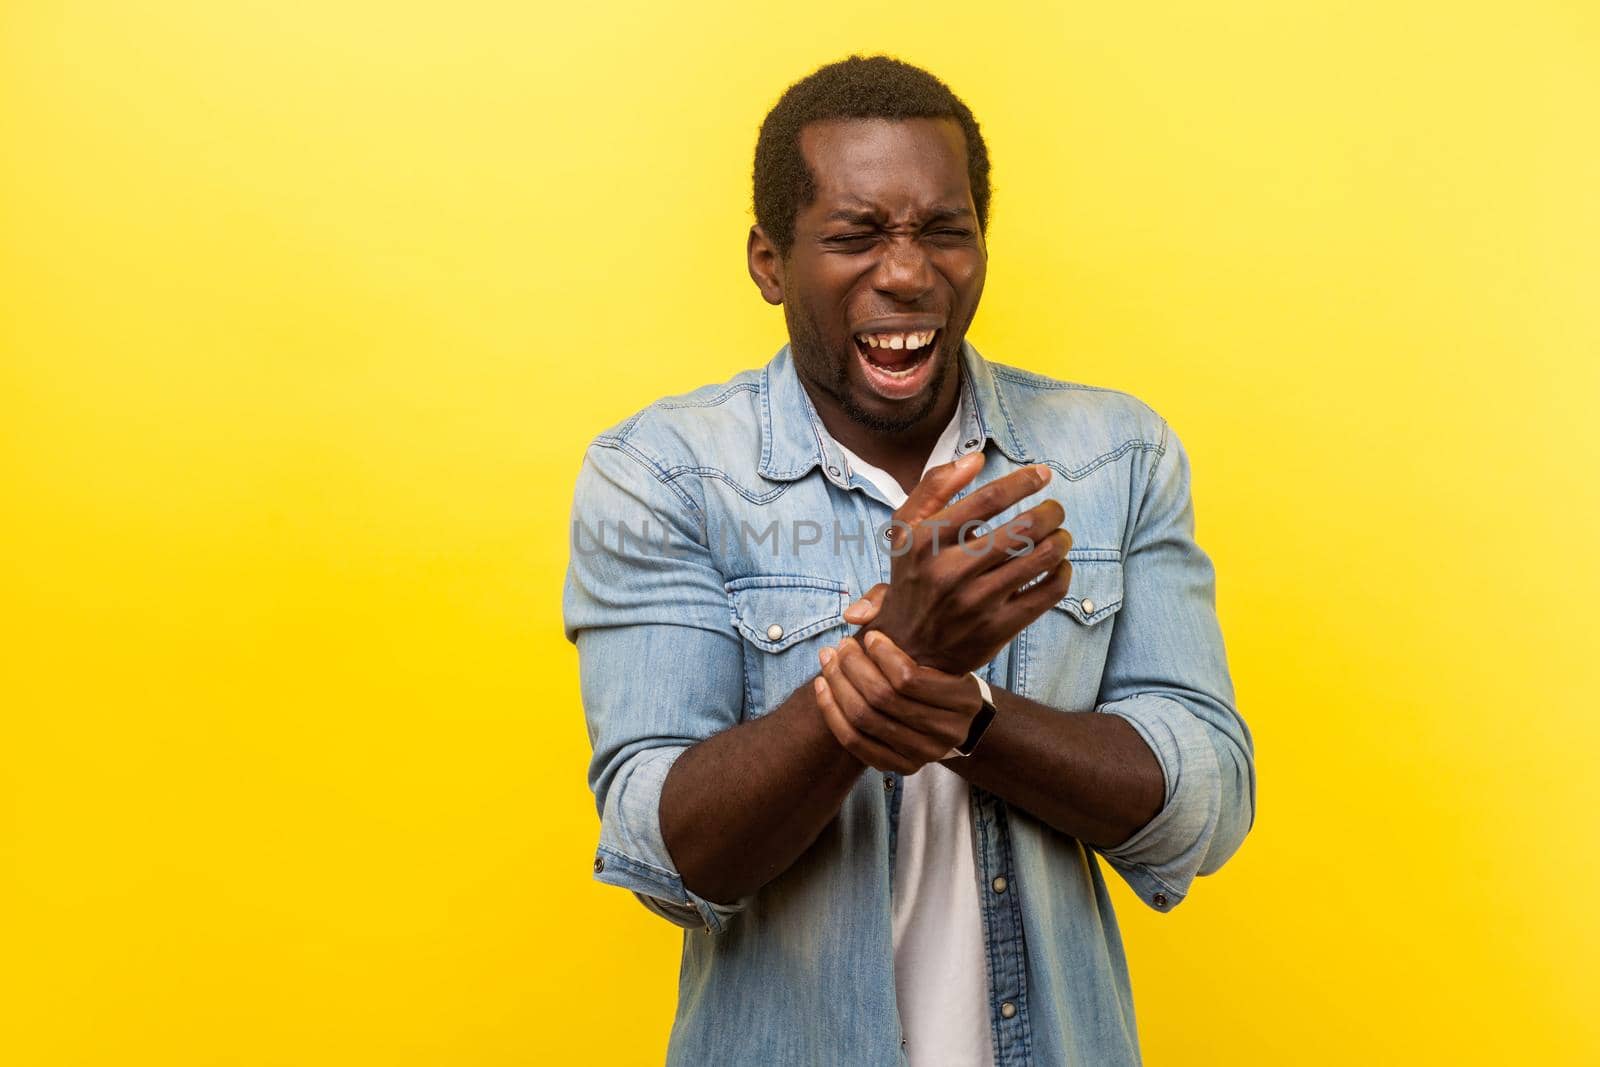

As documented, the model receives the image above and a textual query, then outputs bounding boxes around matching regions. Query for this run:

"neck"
[804,360,964,495]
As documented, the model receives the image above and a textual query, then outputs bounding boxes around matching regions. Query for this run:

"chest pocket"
[1055,552,1125,624]
[726,575,849,719]
[1014,551,1125,707]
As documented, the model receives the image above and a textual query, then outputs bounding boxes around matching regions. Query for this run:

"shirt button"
[766,623,784,641]
[964,439,980,450]
[1000,1001,1017,1019]
[991,875,1008,893]
[1081,598,1096,614]
[1153,892,1169,907]
[883,775,895,792]
[593,855,605,873]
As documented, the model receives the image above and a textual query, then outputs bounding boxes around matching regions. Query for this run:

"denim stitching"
[658,465,797,505]
[726,575,849,593]
[1042,439,1164,482]
[1122,419,1172,558]
[599,845,679,883]
[727,586,846,651]
[613,409,648,437]
[1097,851,1184,901]
[990,366,1143,398]
[591,437,704,519]
[654,382,758,410]
[992,800,1034,1064]
[973,792,1005,1064]
[757,363,826,480]
[737,630,758,717]
[984,366,1033,463]
[760,364,775,474]
[1052,559,1125,622]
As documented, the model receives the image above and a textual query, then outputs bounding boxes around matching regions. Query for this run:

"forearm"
[944,685,1165,849]
[660,678,864,906]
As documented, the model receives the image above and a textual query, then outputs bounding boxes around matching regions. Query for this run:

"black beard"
[785,308,958,437]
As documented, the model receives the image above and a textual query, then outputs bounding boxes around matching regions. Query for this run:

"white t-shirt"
[830,395,996,1067]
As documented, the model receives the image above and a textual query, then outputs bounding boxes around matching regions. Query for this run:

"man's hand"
[847,452,1074,675]
[813,630,983,774]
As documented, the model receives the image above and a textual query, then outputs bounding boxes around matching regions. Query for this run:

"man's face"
[758,117,987,436]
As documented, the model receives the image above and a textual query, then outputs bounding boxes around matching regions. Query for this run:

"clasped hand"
[813,452,1074,774]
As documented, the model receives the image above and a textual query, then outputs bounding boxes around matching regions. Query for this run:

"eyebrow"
[822,205,975,225]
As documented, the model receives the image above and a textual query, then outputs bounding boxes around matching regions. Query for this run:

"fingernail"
[819,647,835,666]
[1033,464,1052,486]
[863,630,881,649]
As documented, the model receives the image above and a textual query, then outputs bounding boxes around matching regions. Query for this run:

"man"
[563,55,1255,1066]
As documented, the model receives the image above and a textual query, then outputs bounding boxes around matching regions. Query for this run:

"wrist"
[944,672,997,759]
[859,620,933,669]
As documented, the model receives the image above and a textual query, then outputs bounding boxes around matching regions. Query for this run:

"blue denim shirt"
[563,341,1256,1066]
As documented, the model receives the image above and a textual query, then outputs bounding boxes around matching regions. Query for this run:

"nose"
[872,237,935,304]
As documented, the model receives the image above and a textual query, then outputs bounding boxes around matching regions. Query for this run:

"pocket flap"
[726,575,848,652]
[1054,553,1124,625]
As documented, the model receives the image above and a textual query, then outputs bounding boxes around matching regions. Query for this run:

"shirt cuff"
[592,844,745,934]
[593,745,749,934]
[1093,692,1223,912]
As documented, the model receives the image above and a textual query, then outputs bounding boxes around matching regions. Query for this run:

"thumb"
[842,583,889,624]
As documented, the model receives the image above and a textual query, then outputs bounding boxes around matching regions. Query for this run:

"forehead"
[797,117,972,216]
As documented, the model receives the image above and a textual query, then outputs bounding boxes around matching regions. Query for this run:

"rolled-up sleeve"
[562,438,749,933]
[1092,418,1256,912]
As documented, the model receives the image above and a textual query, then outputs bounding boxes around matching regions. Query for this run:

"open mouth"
[851,328,942,400]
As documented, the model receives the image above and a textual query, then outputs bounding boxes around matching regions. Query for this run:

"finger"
[820,652,931,769]
[1000,497,1067,546]
[970,529,1074,604]
[944,496,1063,554]
[938,500,1070,584]
[834,639,959,757]
[860,630,980,715]
[934,505,1062,588]
[889,452,986,545]
[813,676,915,774]
[825,641,942,760]
[930,463,1053,537]
[895,503,1061,614]
[1001,560,1075,630]
[842,582,889,624]
[952,495,1062,552]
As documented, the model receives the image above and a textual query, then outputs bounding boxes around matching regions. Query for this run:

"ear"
[747,225,785,306]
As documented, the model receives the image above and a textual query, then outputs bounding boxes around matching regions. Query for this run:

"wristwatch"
[946,672,998,758]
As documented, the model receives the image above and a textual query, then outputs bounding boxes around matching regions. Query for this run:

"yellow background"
[4,2,1597,1063]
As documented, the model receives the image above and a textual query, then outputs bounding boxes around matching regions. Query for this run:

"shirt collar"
[757,339,1033,487]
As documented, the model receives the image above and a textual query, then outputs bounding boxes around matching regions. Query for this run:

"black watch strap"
[955,682,998,757]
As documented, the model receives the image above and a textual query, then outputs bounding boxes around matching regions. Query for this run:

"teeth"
[855,330,937,350]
